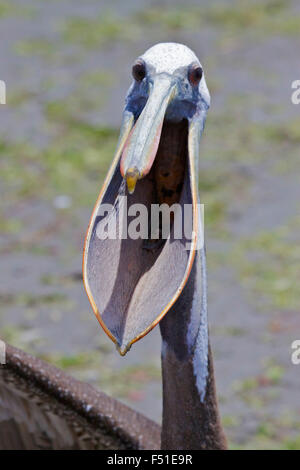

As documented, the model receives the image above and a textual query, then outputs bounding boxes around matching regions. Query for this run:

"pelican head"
[83,43,210,355]
[120,43,210,193]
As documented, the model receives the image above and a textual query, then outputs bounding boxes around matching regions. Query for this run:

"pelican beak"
[120,76,176,194]
[83,76,207,356]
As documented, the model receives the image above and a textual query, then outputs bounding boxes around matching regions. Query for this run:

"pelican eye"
[132,60,146,82]
[188,64,203,86]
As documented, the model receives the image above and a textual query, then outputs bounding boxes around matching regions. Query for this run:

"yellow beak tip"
[125,167,140,195]
[127,186,135,195]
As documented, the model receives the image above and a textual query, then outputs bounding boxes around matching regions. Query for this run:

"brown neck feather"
[159,253,227,450]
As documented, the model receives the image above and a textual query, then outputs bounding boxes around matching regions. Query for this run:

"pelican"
[0,43,226,450]
[83,43,226,450]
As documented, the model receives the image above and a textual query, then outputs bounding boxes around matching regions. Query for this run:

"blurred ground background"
[0,0,300,449]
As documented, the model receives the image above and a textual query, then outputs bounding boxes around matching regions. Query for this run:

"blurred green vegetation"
[0,124,118,206]
[137,0,298,35]
[232,222,300,311]
[0,0,34,19]
[13,0,300,57]
[63,12,137,48]
[15,40,58,59]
